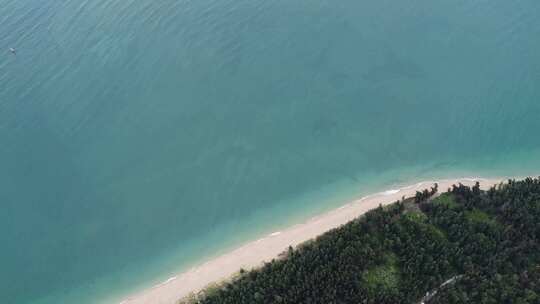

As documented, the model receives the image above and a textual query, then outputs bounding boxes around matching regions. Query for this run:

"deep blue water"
[1,0,540,303]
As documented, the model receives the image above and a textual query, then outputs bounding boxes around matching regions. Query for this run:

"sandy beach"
[120,177,507,304]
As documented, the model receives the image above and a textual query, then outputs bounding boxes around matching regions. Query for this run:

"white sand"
[120,177,507,304]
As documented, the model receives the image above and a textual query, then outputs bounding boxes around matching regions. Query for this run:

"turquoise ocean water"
[1,0,540,303]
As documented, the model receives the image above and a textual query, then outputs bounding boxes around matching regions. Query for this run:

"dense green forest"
[181,178,540,304]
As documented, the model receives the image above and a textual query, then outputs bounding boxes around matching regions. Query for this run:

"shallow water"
[1,0,539,303]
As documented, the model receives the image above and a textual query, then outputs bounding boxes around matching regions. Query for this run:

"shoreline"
[119,176,510,304]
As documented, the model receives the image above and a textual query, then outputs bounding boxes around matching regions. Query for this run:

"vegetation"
[180,178,540,304]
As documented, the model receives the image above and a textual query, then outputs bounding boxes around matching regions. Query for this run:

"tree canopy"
[181,178,540,304]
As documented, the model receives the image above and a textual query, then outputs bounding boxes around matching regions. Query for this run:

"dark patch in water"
[311,117,338,136]
[363,48,425,83]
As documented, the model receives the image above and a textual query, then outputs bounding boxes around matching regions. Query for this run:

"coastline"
[119,177,509,304]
